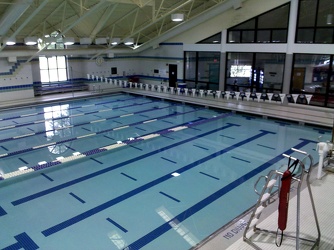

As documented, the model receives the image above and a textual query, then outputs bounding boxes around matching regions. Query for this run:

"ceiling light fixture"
[124,38,134,45]
[111,38,121,45]
[171,13,184,22]
[45,37,56,45]
[80,37,92,45]
[327,14,333,25]
[63,37,75,45]
[5,37,16,45]
[95,38,107,45]
[24,36,38,45]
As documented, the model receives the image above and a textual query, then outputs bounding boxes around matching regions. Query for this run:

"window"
[227,3,290,43]
[39,56,67,82]
[184,51,220,90]
[296,0,334,43]
[197,33,222,44]
[38,31,68,83]
[226,52,285,93]
[292,54,334,107]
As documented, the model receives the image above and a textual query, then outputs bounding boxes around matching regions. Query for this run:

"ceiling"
[0,0,233,53]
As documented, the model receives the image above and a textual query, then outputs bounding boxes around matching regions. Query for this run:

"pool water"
[0,93,330,249]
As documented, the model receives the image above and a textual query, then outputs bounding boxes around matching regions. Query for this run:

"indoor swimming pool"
[0,93,330,250]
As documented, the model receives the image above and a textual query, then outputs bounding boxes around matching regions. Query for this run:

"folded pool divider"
[0,113,231,181]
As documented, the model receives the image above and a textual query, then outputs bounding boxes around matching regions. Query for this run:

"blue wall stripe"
[0,206,7,217]
[199,172,220,180]
[160,157,177,164]
[41,129,272,237]
[159,191,180,202]
[126,139,314,249]
[41,173,54,182]
[106,218,128,233]
[2,233,39,250]
[121,173,137,181]
[12,123,236,206]
[69,192,86,204]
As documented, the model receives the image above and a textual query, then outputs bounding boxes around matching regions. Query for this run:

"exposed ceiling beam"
[105,0,153,7]
[0,0,33,36]
[90,0,194,59]
[25,0,108,62]
[90,3,118,39]
[0,0,49,53]
[27,1,66,37]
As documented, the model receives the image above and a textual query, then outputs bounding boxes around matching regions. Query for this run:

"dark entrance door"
[169,64,177,87]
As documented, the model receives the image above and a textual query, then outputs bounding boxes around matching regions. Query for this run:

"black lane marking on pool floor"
[160,157,177,164]
[199,172,220,180]
[193,144,209,150]
[121,173,137,181]
[220,135,235,139]
[12,123,237,207]
[41,173,54,182]
[69,192,86,204]
[257,144,276,150]
[106,218,128,233]
[0,206,7,217]
[90,158,103,165]
[128,145,143,151]
[2,232,39,250]
[40,129,272,237]
[19,158,29,164]
[159,191,180,202]
[126,139,315,249]
[231,156,251,163]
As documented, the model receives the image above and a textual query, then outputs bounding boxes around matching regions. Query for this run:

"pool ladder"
[243,148,321,250]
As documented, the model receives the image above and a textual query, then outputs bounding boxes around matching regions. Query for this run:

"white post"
[317,142,329,179]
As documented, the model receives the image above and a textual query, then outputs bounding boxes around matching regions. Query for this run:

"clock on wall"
[95,56,105,66]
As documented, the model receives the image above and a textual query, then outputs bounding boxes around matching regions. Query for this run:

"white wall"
[0,58,34,101]
[170,0,290,44]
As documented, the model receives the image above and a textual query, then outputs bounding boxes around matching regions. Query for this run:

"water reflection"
[44,104,72,154]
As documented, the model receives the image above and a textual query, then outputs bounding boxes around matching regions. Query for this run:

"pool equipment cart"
[243,148,320,250]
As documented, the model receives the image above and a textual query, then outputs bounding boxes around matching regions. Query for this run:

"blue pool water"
[0,93,330,249]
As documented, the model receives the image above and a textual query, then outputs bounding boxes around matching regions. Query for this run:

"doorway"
[292,67,305,91]
[169,64,177,87]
